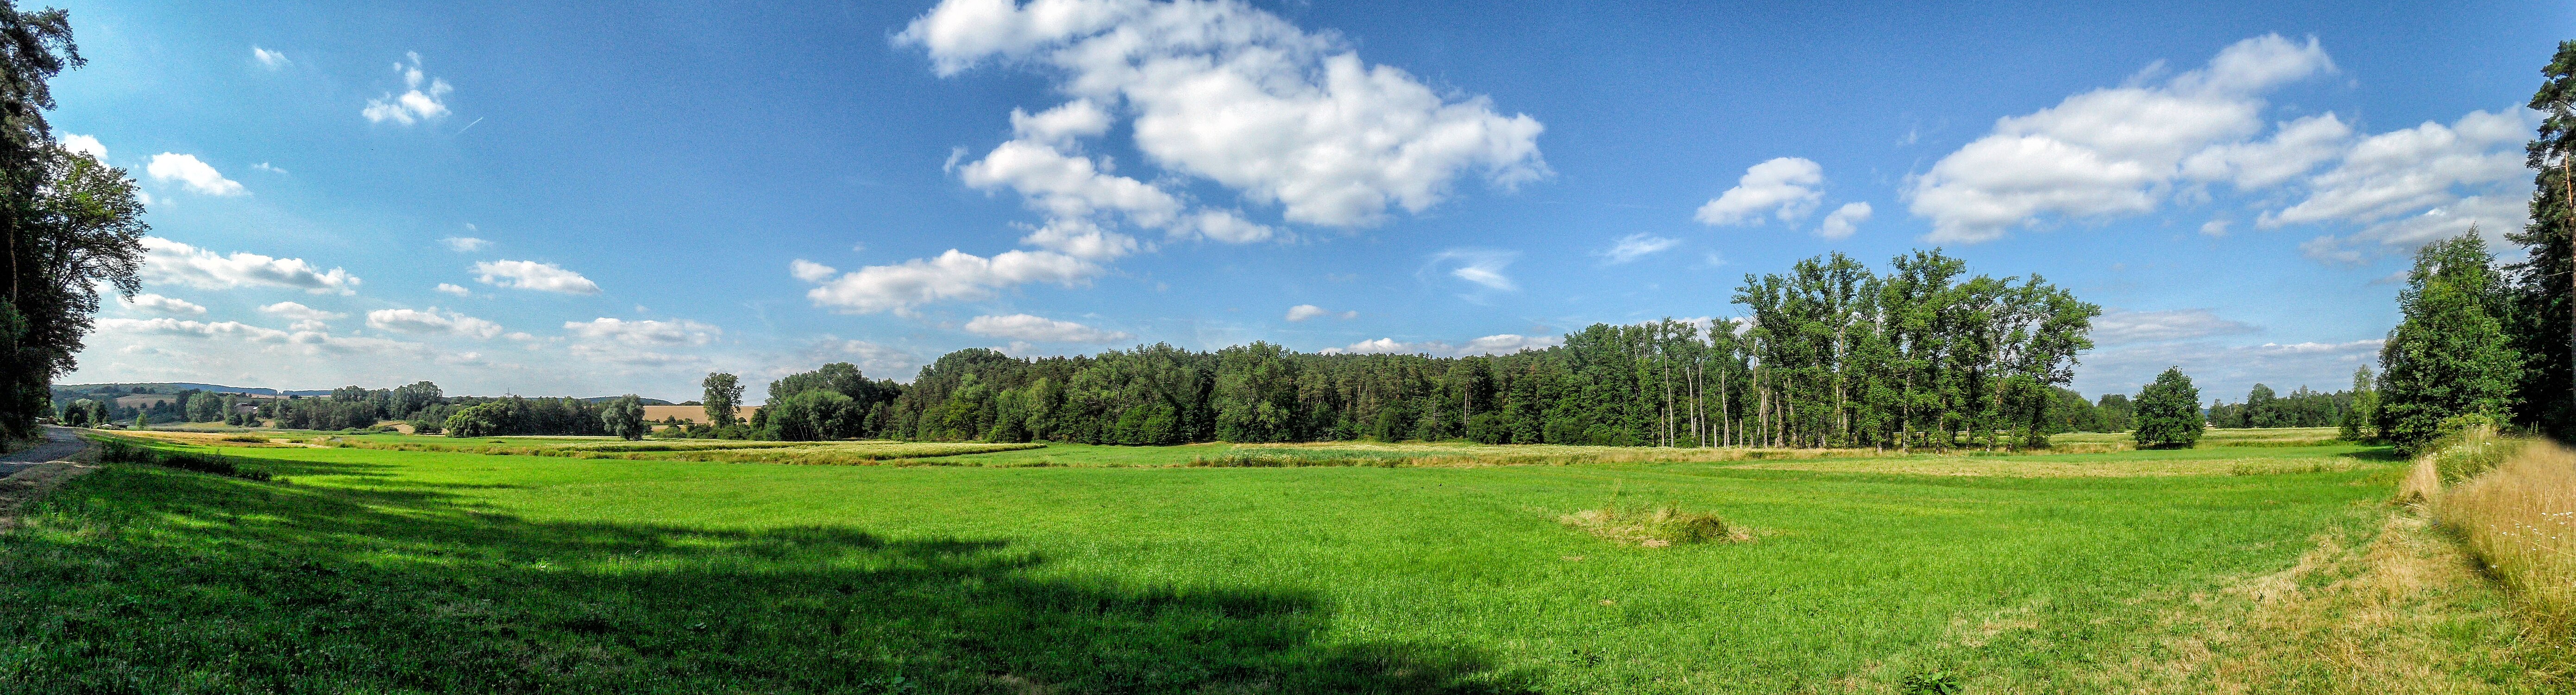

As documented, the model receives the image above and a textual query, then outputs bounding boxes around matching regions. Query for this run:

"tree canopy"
[2132,367,2204,449]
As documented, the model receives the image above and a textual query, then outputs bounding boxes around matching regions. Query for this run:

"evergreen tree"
[2508,39,2576,439]
[2133,367,2204,449]
[2378,231,2523,453]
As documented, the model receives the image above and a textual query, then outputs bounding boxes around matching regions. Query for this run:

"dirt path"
[0,427,97,531]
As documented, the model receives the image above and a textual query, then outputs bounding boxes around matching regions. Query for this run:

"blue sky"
[50,0,2571,403]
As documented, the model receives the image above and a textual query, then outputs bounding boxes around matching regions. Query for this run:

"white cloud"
[2270,110,2534,262]
[562,317,722,347]
[2199,219,2231,237]
[1016,219,1140,261]
[441,236,490,252]
[964,313,1132,343]
[802,248,1101,315]
[251,162,287,175]
[1596,234,1681,264]
[258,301,345,322]
[1905,34,2335,242]
[1284,304,1358,322]
[59,134,104,163]
[143,237,359,294]
[145,153,245,196]
[1010,99,1112,147]
[899,0,1547,228]
[2074,338,2381,405]
[363,52,453,126]
[2091,308,2259,345]
[563,343,707,367]
[94,317,435,358]
[251,46,289,69]
[435,283,471,297]
[121,293,205,316]
[1695,157,1823,226]
[1424,248,1518,292]
[1816,202,1872,240]
[789,259,838,282]
[1319,333,1561,356]
[367,307,503,339]
[2179,113,2353,189]
[472,259,601,294]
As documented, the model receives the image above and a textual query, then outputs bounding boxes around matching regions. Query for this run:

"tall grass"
[2431,440,2576,642]
[2406,425,2575,644]
[93,437,274,482]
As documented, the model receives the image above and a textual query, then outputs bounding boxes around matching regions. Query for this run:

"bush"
[95,438,272,482]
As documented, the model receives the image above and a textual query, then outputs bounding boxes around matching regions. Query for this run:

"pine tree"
[2132,367,2204,449]
[2508,39,2576,439]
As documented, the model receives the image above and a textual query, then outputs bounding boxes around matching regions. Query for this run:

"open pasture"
[4,431,2559,693]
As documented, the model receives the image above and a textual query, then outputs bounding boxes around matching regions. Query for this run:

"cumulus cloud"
[258,302,345,322]
[367,307,503,339]
[2091,308,2259,345]
[146,153,245,196]
[1816,202,1872,240]
[1696,157,1823,226]
[94,317,435,358]
[1319,333,1561,356]
[435,283,471,297]
[789,259,838,282]
[252,46,289,69]
[251,162,287,175]
[121,293,205,316]
[964,313,1133,343]
[562,317,722,347]
[441,236,490,252]
[363,52,453,126]
[143,237,360,294]
[1010,99,1112,148]
[59,134,104,163]
[1906,34,2336,242]
[473,260,601,294]
[1596,234,1681,264]
[1017,219,1141,261]
[900,0,1548,228]
[2273,111,2534,262]
[801,248,1101,315]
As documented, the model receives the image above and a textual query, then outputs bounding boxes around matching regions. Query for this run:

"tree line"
[728,250,2106,449]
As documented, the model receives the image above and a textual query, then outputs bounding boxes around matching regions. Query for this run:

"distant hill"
[53,383,671,404]
[54,382,333,397]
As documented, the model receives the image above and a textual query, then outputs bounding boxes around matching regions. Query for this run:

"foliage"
[2378,232,2523,455]
[2507,39,2576,440]
[701,373,742,430]
[0,5,124,441]
[2132,367,2204,449]
[600,394,646,441]
[873,251,2094,450]
[2340,367,2379,442]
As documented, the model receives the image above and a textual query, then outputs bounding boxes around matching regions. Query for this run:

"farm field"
[2,433,2563,693]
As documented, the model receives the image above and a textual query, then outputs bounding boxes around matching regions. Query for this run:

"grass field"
[1,431,2563,692]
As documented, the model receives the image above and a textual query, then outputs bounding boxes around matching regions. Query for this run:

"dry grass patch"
[2433,439,2576,644]
[1736,455,2369,478]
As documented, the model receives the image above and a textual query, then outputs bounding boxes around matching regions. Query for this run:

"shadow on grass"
[0,462,1534,694]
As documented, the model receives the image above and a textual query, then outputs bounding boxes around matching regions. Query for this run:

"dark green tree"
[0,6,137,442]
[600,394,647,440]
[2508,39,2576,439]
[2378,231,2523,453]
[2132,367,2205,449]
[701,373,742,430]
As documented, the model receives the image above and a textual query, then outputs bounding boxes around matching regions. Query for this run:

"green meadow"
[1,434,2557,693]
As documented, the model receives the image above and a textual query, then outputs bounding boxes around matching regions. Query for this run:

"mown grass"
[1,434,2558,692]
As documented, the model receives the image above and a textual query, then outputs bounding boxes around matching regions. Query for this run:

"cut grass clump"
[1558,502,1746,547]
